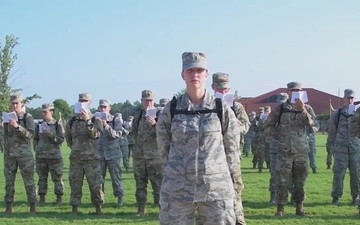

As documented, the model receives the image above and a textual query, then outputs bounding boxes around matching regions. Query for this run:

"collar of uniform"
[44,118,57,124]
[183,89,212,110]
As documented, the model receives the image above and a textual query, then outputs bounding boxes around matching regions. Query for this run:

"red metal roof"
[236,88,343,115]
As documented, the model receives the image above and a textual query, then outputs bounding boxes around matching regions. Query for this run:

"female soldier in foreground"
[156,52,241,225]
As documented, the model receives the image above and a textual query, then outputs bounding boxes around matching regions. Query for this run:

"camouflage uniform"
[3,95,37,212]
[251,108,264,169]
[130,90,163,214]
[306,119,319,173]
[124,117,134,160]
[96,103,125,204]
[243,113,256,157]
[264,82,315,216]
[115,113,130,171]
[256,111,270,172]
[349,103,360,212]
[0,122,4,153]
[325,118,333,169]
[65,93,104,213]
[34,104,65,203]
[328,90,360,205]
[156,53,240,225]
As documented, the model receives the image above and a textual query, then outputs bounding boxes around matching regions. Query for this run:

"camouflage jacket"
[65,113,103,160]
[34,118,65,159]
[156,90,240,202]
[4,112,35,158]
[329,106,360,153]
[264,101,314,154]
[232,101,250,135]
[96,114,123,160]
[130,108,161,159]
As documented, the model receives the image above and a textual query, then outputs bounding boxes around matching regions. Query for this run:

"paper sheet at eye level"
[2,112,9,123]
[94,112,107,120]
[7,112,18,121]
[146,107,157,118]
[291,91,308,103]
[348,104,360,115]
[214,92,235,107]
[74,102,91,114]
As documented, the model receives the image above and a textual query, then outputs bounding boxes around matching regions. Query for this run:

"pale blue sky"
[1,0,359,108]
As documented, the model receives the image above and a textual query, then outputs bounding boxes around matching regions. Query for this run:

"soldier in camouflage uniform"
[325,118,333,169]
[156,52,240,224]
[3,94,37,214]
[115,113,130,172]
[34,103,65,205]
[327,89,359,205]
[210,72,249,225]
[264,82,315,217]
[130,90,163,216]
[257,106,271,172]
[0,119,4,153]
[307,118,320,174]
[96,101,125,206]
[268,93,288,204]
[243,111,256,157]
[124,116,134,161]
[251,107,264,169]
[65,93,105,215]
[158,98,170,111]
[349,97,360,215]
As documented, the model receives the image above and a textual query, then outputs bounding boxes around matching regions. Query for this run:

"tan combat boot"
[55,195,62,206]
[71,205,78,215]
[4,202,12,214]
[295,203,305,216]
[95,205,104,215]
[136,204,145,216]
[29,203,36,214]
[274,204,284,217]
[39,194,46,204]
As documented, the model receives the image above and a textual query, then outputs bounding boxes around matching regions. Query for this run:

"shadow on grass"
[245,213,360,221]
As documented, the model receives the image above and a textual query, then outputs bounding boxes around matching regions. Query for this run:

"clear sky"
[1,0,359,108]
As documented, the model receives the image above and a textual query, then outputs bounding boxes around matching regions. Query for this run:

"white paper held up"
[348,104,360,115]
[94,112,107,120]
[74,102,91,114]
[2,112,9,123]
[223,94,235,107]
[291,91,308,103]
[146,107,157,118]
[7,112,18,121]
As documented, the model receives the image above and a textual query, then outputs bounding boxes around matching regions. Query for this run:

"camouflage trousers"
[256,139,270,169]
[128,143,135,160]
[326,145,333,167]
[243,133,253,156]
[307,135,317,170]
[331,152,359,199]
[69,159,104,206]
[120,145,129,170]
[100,157,124,197]
[36,158,64,195]
[252,136,259,166]
[269,153,277,193]
[133,157,163,205]
[276,153,308,205]
[160,199,235,225]
[4,156,37,204]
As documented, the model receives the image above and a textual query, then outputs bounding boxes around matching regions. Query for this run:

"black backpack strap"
[18,112,28,128]
[215,98,223,134]
[170,96,177,120]
[278,103,285,125]
[335,108,342,130]
[136,109,143,129]
[69,116,76,129]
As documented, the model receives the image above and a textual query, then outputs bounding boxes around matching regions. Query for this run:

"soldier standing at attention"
[65,93,104,215]
[156,52,241,224]
[243,111,256,157]
[130,90,163,216]
[264,82,315,217]
[124,116,135,161]
[211,72,248,225]
[328,89,359,205]
[251,107,264,169]
[97,101,125,206]
[3,94,37,213]
[34,103,65,205]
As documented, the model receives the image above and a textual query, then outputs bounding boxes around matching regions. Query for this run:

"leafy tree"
[53,99,72,120]
[0,34,41,113]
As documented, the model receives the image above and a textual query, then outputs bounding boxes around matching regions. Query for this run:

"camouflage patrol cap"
[141,90,154,100]
[277,92,289,103]
[212,72,230,89]
[10,94,23,103]
[182,52,207,71]
[264,106,271,112]
[344,89,355,98]
[41,103,54,111]
[99,99,110,107]
[159,98,169,105]
[78,93,91,101]
[287,82,302,90]
[258,107,264,112]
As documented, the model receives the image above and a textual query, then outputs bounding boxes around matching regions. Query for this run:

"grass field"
[0,134,359,224]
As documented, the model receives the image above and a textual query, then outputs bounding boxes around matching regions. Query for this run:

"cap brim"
[214,83,230,89]
[183,63,207,71]
[142,97,154,100]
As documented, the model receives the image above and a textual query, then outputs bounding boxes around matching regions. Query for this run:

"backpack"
[169,96,224,134]
[18,112,28,128]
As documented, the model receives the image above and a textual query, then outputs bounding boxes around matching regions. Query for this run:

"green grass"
[0,134,359,224]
